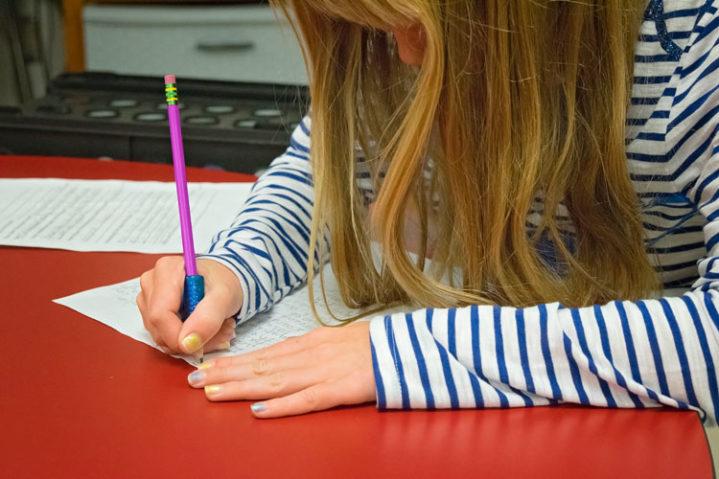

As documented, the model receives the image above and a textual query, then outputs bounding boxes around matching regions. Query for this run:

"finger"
[138,264,186,351]
[138,269,154,297]
[249,382,351,418]
[151,335,170,354]
[219,316,237,338]
[205,331,321,369]
[137,291,160,340]
[189,348,317,387]
[146,258,185,313]
[137,287,183,351]
[137,289,151,329]
[202,338,231,354]
[200,367,324,402]
[203,318,236,352]
[148,310,184,351]
[136,291,146,315]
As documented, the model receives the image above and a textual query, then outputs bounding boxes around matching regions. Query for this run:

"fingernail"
[181,333,203,353]
[251,402,266,414]
[204,385,222,396]
[187,370,205,386]
[198,361,214,370]
[219,341,231,350]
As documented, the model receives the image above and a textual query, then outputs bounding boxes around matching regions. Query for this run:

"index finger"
[141,274,185,351]
[148,309,184,351]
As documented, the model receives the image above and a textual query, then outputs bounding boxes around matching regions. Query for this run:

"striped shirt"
[205,0,719,424]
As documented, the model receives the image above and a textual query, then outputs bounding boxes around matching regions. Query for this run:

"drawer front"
[84,7,308,85]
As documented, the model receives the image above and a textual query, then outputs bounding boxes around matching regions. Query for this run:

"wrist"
[197,257,246,318]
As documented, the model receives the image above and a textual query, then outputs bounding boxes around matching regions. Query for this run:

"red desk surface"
[0,155,714,479]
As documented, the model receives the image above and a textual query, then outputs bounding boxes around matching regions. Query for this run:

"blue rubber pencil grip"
[181,274,205,321]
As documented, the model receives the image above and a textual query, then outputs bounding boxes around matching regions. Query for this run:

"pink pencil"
[164,74,204,320]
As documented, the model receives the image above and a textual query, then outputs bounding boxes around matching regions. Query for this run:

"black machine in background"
[0,72,309,174]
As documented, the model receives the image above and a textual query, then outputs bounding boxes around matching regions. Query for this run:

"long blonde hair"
[270,0,659,315]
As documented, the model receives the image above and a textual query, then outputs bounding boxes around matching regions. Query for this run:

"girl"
[137,0,719,422]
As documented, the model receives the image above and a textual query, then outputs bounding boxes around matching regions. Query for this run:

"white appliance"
[83,4,308,85]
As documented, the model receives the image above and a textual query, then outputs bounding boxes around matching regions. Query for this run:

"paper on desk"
[53,264,403,366]
[0,178,253,253]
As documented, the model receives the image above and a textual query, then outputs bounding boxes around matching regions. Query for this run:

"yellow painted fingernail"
[181,333,202,353]
[219,341,231,350]
[205,385,222,396]
[198,361,214,370]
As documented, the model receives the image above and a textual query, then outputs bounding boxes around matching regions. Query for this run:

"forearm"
[201,118,329,322]
[370,292,719,424]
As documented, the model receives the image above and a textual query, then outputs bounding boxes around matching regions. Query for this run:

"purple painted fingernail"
[251,403,266,414]
[187,370,206,386]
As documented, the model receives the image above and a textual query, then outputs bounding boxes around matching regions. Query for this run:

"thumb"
[177,291,233,354]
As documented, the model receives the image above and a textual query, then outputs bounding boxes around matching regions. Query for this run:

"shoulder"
[628,1,719,193]
[634,1,716,77]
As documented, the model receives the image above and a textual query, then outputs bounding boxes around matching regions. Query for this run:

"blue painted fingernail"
[251,402,266,414]
[187,370,206,386]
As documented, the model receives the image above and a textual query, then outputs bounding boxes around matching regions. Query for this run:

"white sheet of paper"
[53,264,406,366]
[0,178,253,253]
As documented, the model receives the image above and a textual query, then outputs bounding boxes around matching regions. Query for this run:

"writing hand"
[137,256,242,354]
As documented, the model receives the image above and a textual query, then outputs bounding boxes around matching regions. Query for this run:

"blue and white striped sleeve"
[369,294,719,423]
[370,9,719,424]
[200,116,326,322]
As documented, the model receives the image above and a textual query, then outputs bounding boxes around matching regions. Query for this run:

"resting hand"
[137,256,243,355]
[186,322,376,418]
